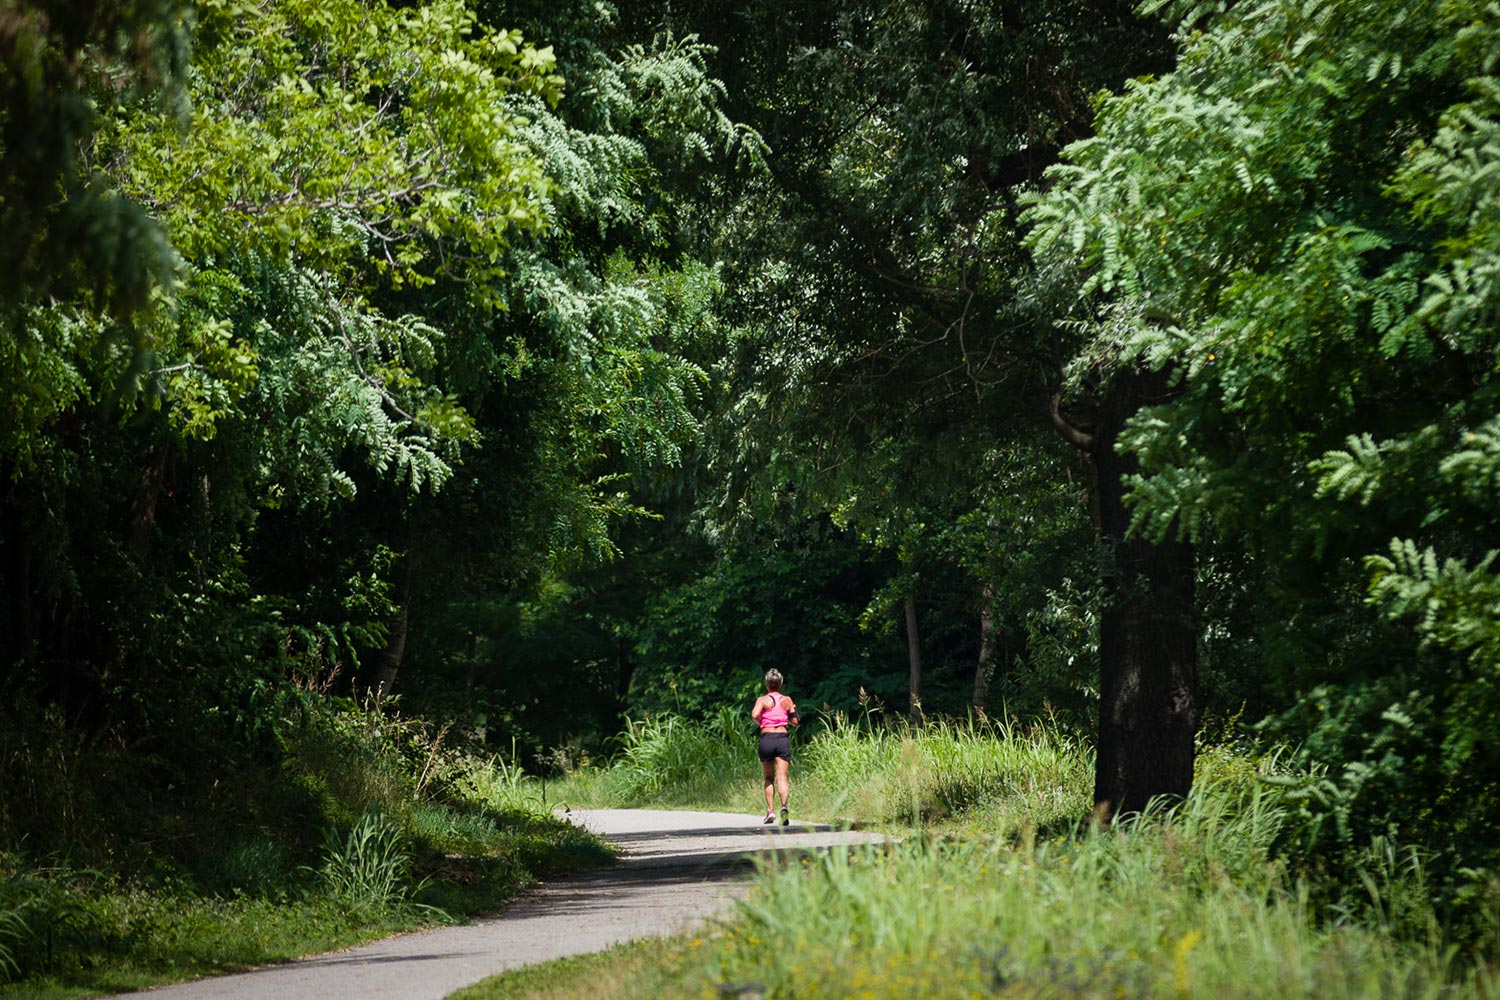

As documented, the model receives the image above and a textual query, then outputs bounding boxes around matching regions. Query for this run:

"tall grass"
[470,716,1500,1000]
[449,749,552,815]
[559,710,1091,833]
[310,812,428,919]
[577,708,755,808]
[0,888,27,982]
[706,770,1500,1000]
[798,713,1091,831]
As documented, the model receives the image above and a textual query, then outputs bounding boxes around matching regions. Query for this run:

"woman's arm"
[786,698,799,726]
[751,695,767,723]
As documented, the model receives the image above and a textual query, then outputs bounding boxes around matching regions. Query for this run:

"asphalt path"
[113,809,884,1000]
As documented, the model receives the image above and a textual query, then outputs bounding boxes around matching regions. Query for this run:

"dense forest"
[4,0,1500,982]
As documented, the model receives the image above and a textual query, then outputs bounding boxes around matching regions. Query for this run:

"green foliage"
[1026,0,1500,891]
[140,258,479,503]
[627,522,903,719]
[0,0,188,318]
[1009,576,1102,720]
[113,0,558,294]
[2,4,750,935]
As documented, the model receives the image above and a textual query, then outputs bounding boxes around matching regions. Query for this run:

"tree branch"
[1042,392,1094,453]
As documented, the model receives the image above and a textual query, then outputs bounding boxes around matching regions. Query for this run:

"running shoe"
[763,811,775,824]
[780,806,789,827]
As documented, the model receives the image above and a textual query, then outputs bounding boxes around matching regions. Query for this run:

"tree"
[646,0,1182,810]
[0,0,747,853]
[1026,0,1500,877]
[0,0,188,322]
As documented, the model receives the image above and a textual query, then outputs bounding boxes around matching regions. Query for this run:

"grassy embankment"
[0,703,612,999]
[461,711,1500,1000]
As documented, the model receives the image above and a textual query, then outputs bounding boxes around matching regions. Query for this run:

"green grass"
[592,708,756,809]
[550,711,1091,836]
[0,707,614,999]
[0,894,425,999]
[459,717,1500,1000]
[0,803,613,1000]
[797,714,1090,834]
[447,936,704,1000]
[696,758,1500,1000]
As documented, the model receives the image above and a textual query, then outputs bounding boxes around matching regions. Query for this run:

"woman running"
[751,669,799,826]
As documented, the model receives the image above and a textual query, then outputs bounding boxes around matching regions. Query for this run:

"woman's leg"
[774,757,791,808]
[762,759,776,813]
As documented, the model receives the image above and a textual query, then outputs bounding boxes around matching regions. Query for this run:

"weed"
[409,803,500,856]
[0,906,21,982]
[199,835,291,898]
[309,812,431,919]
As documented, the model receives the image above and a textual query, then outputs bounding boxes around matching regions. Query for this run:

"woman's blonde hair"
[763,669,783,691]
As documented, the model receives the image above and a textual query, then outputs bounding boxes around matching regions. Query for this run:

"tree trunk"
[1089,369,1198,819]
[616,635,634,700]
[367,549,413,700]
[0,460,33,657]
[904,595,923,723]
[974,584,999,711]
[126,444,172,560]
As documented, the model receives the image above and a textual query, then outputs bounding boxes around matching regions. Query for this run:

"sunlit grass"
[464,720,1500,1000]
[798,713,1091,834]
[704,774,1499,1000]
[447,936,705,1000]
[548,707,760,813]
[552,710,1092,835]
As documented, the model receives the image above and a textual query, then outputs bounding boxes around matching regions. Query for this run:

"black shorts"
[758,732,792,763]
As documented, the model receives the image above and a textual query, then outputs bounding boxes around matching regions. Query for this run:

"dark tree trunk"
[904,594,924,722]
[126,444,171,560]
[974,584,999,712]
[367,549,413,700]
[1089,369,1198,819]
[0,460,33,658]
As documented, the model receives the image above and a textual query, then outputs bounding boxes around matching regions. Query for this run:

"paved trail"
[115,809,882,1000]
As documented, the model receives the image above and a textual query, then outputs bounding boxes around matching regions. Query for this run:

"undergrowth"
[700,762,1500,1000]
[0,697,611,998]
[491,715,1500,1000]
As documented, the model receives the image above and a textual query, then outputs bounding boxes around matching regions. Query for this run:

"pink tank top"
[759,693,790,730]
